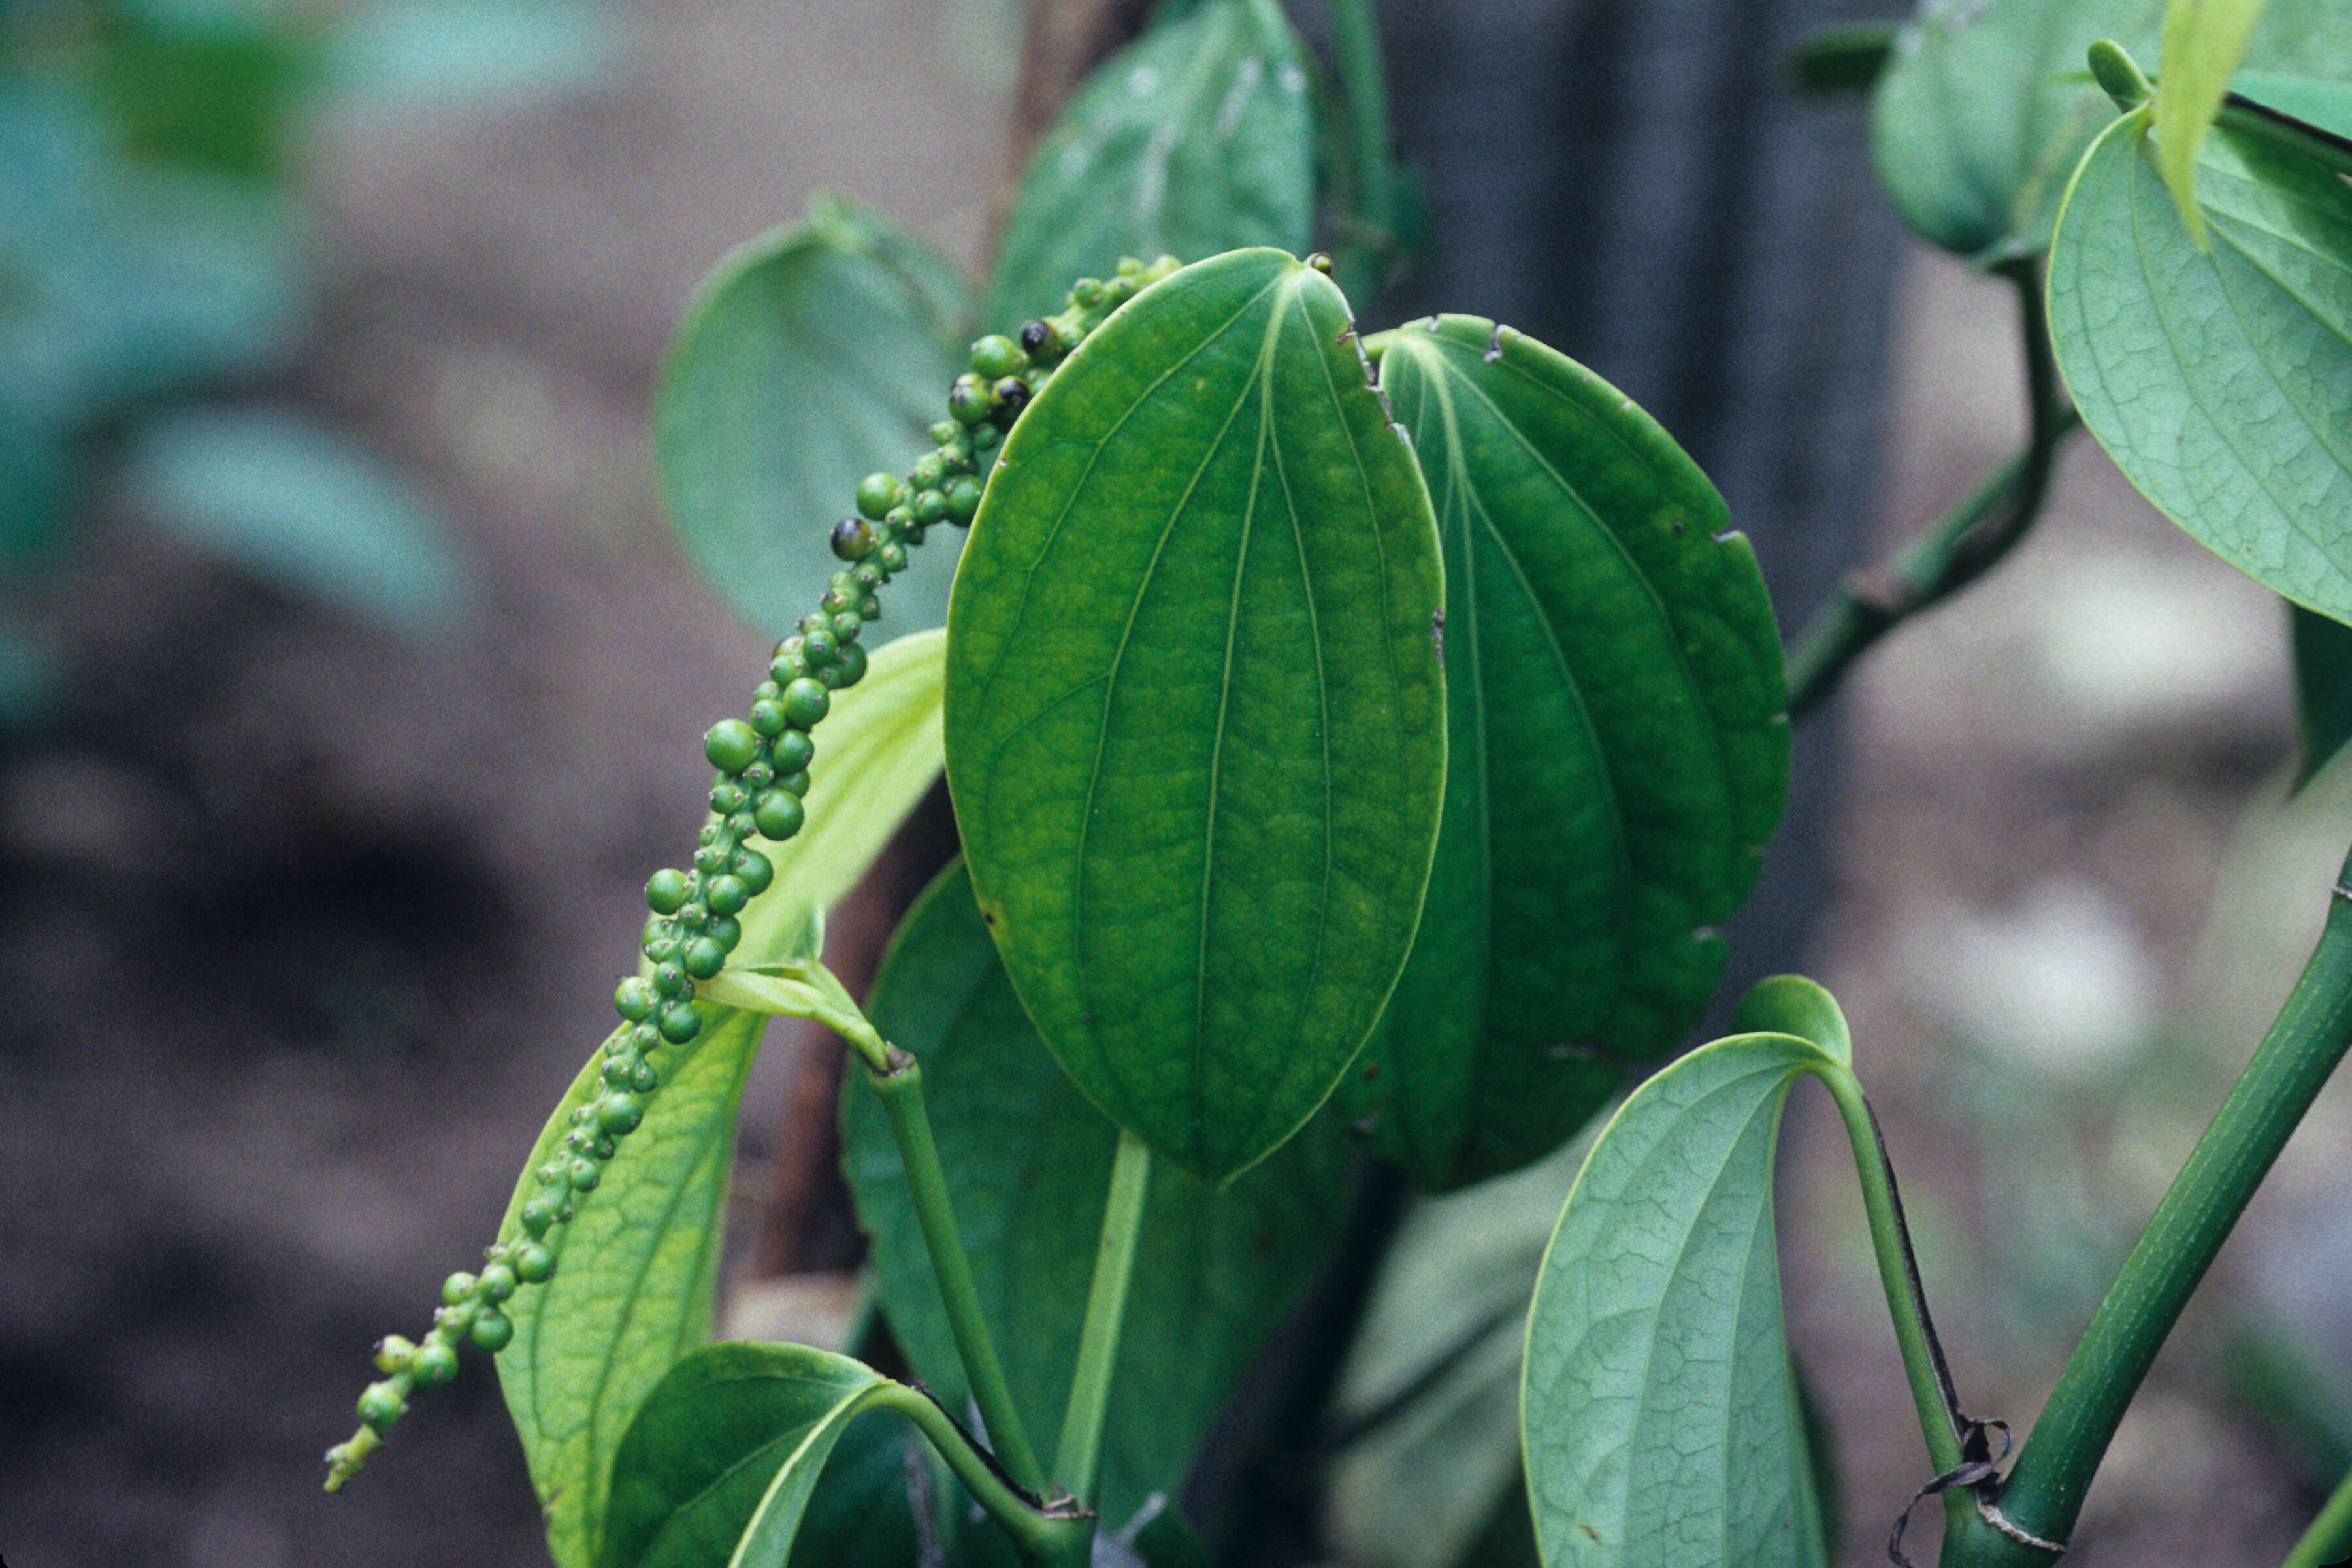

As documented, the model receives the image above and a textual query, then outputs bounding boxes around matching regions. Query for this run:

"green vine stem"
[1946,845,2352,1567]
[870,1049,1049,1494]
[325,255,1181,1492]
[1054,1128,1153,1503]
[868,1383,1094,1568]
[1783,255,2078,721]
[1326,0,1398,306]
[2287,1462,2352,1568]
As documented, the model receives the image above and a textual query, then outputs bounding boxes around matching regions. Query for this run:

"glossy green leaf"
[728,627,946,968]
[945,247,1446,1184]
[2154,0,2270,238]
[2230,69,2352,137]
[655,193,970,642]
[1334,318,1788,1193]
[2048,107,2352,623]
[1872,0,2164,260]
[596,1341,889,1568]
[842,860,1357,1529]
[497,1009,766,1568]
[983,0,1313,330]
[1521,1027,1838,1568]
[2293,603,2352,785]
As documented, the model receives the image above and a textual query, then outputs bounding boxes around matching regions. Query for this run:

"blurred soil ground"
[1,4,2345,1565]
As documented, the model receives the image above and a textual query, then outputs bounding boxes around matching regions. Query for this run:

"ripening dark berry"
[833,510,879,561]
[411,1341,459,1386]
[479,1264,518,1303]
[599,1093,645,1135]
[949,372,994,425]
[970,334,1023,380]
[659,1003,702,1043]
[470,1309,514,1353]
[705,719,760,774]
[749,699,787,737]
[615,978,655,1022]
[514,1243,556,1284]
[357,1382,407,1430]
[645,869,687,915]
[1019,319,1058,358]
[706,875,750,917]
[442,1272,478,1306]
[730,846,773,892]
[944,476,983,524]
[992,377,1031,416]
[909,452,946,491]
[682,936,725,979]
[833,642,868,687]
[912,488,946,525]
[753,789,804,840]
[780,678,830,728]
[855,473,906,520]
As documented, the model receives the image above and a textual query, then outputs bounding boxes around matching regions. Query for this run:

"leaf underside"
[1521,1028,1835,1568]
[944,246,1446,1185]
[2049,107,2352,623]
[1334,317,1788,1193]
[843,860,1357,1529]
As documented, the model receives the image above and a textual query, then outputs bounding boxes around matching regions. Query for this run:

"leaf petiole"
[870,1383,1095,1568]
[1053,1128,1153,1503]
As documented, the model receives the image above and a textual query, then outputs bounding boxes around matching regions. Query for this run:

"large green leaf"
[1520,1010,1842,1568]
[2048,105,2352,622]
[983,0,1313,330]
[1335,318,1788,1193]
[727,627,947,968]
[655,192,970,642]
[596,1341,889,1568]
[497,1009,766,1568]
[944,247,1446,1184]
[842,860,1358,1529]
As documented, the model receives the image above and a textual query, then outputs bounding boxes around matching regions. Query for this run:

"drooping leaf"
[118,406,473,637]
[727,627,947,968]
[2153,0,2272,239]
[1521,1020,1840,1568]
[842,860,1358,1529]
[1326,1127,1601,1568]
[983,0,1314,330]
[1871,0,2164,261]
[2048,105,2352,623]
[596,1341,889,1568]
[944,247,1445,1184]
[1785,22,1900,96]
[2292,602,2352,785]
[497,1009,767,1568]
[2230,69,2352,137]
[1335,318,1788,1192]
[655,193,970,642]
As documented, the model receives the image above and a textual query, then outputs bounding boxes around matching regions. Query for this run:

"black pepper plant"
[325,1,2352,1566]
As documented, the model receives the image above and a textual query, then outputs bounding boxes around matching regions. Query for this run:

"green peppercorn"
[909,452,947,491]
[642,926,676,964]
[709,917,742,952]
[778,770,811,797]
[771,640,806,684]
[770,731,813,775]
[659,1002,702,1043]
[519,1198,555,1237]
[743,760,776,788]
[710,781,747,815]
[728,810,759,840]
[479,1264,517,1303]
[876,542,907,574]
[629,1024,660,1053]
[851,563,883,591]
[730,847,774,893]
[442,1271,478,1305]
[855,473,906,520]
[568,1156,602,1192]
[682,936,725,979]
[912,488,946,525]
[828,612,860,643]
[753,790,804,840]
[693,844,726,875]
[601,1056,632,1086]
[470,1309,514,1353]
[374,1335,416,1374]
[613,979,651,1023]
[645,869,687,915]
[780,678,830,728]
[833,642,868,687]
[973,423,1002,451]
[514,1243,556,1284]
[411,1341,459,1386]
[357,1382,406,1430]
[944,476,983,524]
[949,372,994,425]
[704,719,760,774]
[436,1300,478,1335]
[970,333,1023,379]
[599,1093,645,1135]
[706,875,749,917]
[801,627,838,668]
[930,419,960,445]
[632,1061,661,1092]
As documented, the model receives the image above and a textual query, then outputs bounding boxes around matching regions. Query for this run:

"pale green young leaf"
[945,248,1445,1184]
[843,861,1356,1530]
[1522,1029,1837,1568]
[1335,318,1788,1193]
[495,1009,766,1568]
[983,0,1313,329]
[655,194,970,641]
[2048,106,2352,622]
[727,627,945,969]
[595,1341,889,1568]
[2154,0,2272,241]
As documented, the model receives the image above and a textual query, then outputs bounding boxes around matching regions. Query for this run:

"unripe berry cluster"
[327,258,1179,1492]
